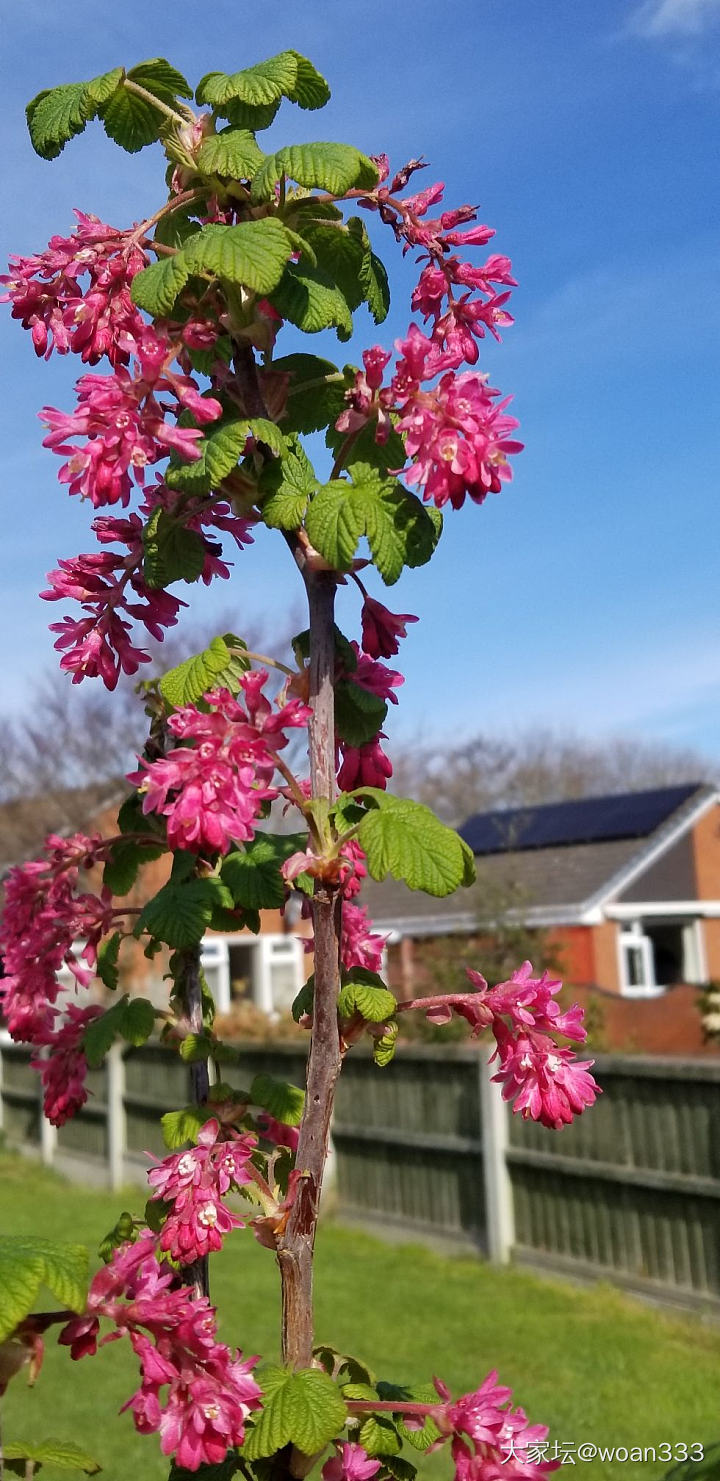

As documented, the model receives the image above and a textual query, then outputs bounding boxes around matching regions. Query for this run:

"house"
[361,782,720,1054]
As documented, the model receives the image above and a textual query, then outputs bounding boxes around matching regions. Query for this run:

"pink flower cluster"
[436,1369,559,1479]
[0,831,121,1124]
[343,166,522,509]
[43,486,253,689]
[360,596,418,660]
[341,903,387,974]
[323,1443,381,1481]
[405,962,599,1129]
[131,673,311,855]
[0,211,146,364]
[59,1233,261,1470]
[147,1119,256,1263]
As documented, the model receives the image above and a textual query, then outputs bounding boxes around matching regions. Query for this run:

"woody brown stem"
[276,571,343,1372]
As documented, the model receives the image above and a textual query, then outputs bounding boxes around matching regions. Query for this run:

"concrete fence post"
[0,1035,4,1137]
[107,1045,126,1191]
[479,1047,515,1264]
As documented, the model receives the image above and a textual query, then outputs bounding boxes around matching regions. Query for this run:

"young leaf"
[130,254,191,315]
[243,1365,346,1460]
[195,128,265,179]
[98,1210,135,1263]
[161,1105,217,1150]
[221,834,307,910]
[358,1416,403,1458]
[260,436,318,529]
[3,1439,101,1475]
[138,877,234,948]
[83,995,156,1066]
[98,61,191,154]
[86,67,125,106]
[142,509,206,588]
[356,792,477,897]
[250,1073,305,1127]
[97,932,122,991]
[373,1019,399,1067]
[335,680,387,748]
[123,997,157,1047]
[269,262,353,338]
[26,83,93,160]
[103,836,166,897]
[196,51,329,116]
[296,221,366,312]
[128,59,192,98]
[251,142,379,203]
[291,981,314,1023]
[304,481,366,571]
[0,1237,88,1342]
[158,633,249,708]
[337,972,397,1023]
[359,248,391,325]
[181,219,294,294]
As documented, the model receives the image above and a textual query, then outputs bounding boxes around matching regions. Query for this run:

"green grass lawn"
[0,1150,718,1481]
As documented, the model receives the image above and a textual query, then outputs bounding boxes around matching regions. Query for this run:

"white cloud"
[631,0,720,37]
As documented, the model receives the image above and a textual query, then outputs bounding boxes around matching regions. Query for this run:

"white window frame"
[200,933,305,1018]
[618,920,662,998]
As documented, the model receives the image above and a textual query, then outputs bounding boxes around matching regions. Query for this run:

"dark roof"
[459,784,705,856]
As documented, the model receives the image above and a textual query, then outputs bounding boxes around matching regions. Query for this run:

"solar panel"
[459,783,704,856]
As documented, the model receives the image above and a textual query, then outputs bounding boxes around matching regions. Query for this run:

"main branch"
[276,570,343,1371]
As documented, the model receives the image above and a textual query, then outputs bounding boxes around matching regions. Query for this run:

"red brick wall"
[692,803,720,902]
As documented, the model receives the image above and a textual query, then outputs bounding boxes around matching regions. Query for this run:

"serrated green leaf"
[335,680,387,748]
[243,1365,346,1460]
[131,254,191,316]
[221,833,306,910]
[379,1457,419,1481]
[304,481,365,570]
[305,470,440,585]
[397,1414,441,1452]
[87,67,125,106]
[274,354,346,435]
[373,1019,399,1067]
[26,84,93,160]
[159,633,249,708]
[250,1073,305,1127]
[287,52,332,109]
[99,84,161,153]
[292,981,314,1023]
[298,222,365,312]
[128,59,192,98]
[98,1210,135,1263]
[161,1105,216,1150]
[269,262,353,338]
[357,793,477,898]
[196,128,265,179]
[260,435,317,529]
[97,932,121,991]
[179,1032,214,1063]
[4,1439,101,1474]
[251,143,378,204]
[154,204,206,249]
[197,50,329,119]
[165,417,248,496]
[123,997,157,1047]
[359,247,391,325]
[143,508,206,588]
[359,1416,403,1458]
[182,219,293,294]
[83,995,156,1066]
[337,973,397,1023]
[0,1237,88,1342]
[225,97,282,131]
[139,877,233,948]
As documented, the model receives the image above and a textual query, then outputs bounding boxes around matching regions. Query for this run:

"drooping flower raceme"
[58,1233,262,1469]
[435,1370,560,1479]
[131,674,311,855]
[147,1119,256,1263]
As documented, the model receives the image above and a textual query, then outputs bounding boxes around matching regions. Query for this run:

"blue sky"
[1,0,719,763]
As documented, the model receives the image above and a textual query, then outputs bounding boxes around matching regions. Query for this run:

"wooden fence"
[1,1034,718,1314]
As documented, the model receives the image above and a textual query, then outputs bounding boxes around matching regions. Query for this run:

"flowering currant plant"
[0,51,599,1481]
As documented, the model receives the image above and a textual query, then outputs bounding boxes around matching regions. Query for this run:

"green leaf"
[161,1105,216,1150]
[26,83,93,160]
[243,1365,346,1460]
[359,248,391,325]
[291,981,314,1023]
[260,436,318,530]
[4,1439,101,1474]
[224,98,282,131]
[357,793,477,898]
[87,67,125,106]
[159,633,249,708]
[130,254,191,315]
[165,417,247,495]
[197,51,329,116]
[103,836,165,897]
[182,219,294,294]
[139,877,233,948]
[83,995,156,1066]
[269,262,353,338]
[0,1237,88,1342]
[128,59,192,98]
[304,481,365,571]
[98,1210,135,1264]
[335,680,387,748]
[378,1457,419,1481]
[142,509,206,588]
[358,1416,403,1458]
[296,222,365,313]
[251,143,378,204]
[97,932,121,991]
[273,354,346,436]
[250,1073,305,1127]
[221,834,307,910]
[373,1019,399,1067]
[196,127,265,179]
[154,204,206,249]
[338,971,396,1023]
[179,1032,215,1064]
